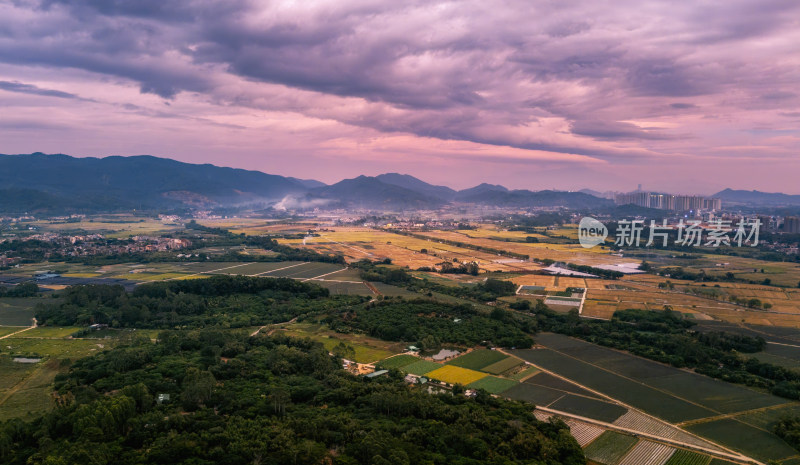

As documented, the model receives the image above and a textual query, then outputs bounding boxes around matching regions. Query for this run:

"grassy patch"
[446,349,508,370]
[0,297,40,326]
[23,326,83,338]
[281,330,394,363]
[0,327,26,338]
[0,359,66,421]
[401,360,442,375]
[376,354,420,369]
[0,338,107,359]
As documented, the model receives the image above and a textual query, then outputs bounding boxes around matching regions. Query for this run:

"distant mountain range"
[0,152,623,213]
[713,188,800,206]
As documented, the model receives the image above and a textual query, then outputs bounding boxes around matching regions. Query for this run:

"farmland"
[512,332,800,462]
[0,297,41,326]
[466,376,517,394]
[376,354,419,369]
[402,359,443,375]
[426,365,488,385]
[0,322,116,421]
[445,349,508,370]
[583,431,639,465]
[684,418,798,463]
[278,323,401,363]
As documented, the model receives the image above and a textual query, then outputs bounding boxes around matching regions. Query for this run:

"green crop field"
[517,332,787,419]
[502,382,567,407]
[466,376,518,394]
[663,450,710,465]
[511,347,715,422]
[313,280,372,295]
[446,349,508,370]
[549,395,627,423]
[734,403,800,430]
[0,297,40,326]
[377,354,420,369]
[685,418,797,462]
[525,372,603,399]
[481,356,524,375]
[583,431,638,465]
[401,360,442,376]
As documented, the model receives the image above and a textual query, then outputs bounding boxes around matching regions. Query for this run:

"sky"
[0,0,799,194]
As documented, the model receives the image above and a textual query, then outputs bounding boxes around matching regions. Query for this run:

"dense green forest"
[325,299,534,350]
[0,332,584,465]
[34,275,530,349]
[35,276,358,329]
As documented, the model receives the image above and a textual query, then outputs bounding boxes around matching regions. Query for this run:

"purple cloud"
[0,0,797,192]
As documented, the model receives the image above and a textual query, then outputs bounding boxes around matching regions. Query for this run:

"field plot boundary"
[536,407,758,465]
[500,349,745,461]
[527,333,783,419]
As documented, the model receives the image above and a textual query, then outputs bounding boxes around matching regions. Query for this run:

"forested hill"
[0,153,609,213]
[0,331,584,465]
[0,153,308,213]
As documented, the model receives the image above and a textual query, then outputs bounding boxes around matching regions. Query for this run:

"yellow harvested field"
[426,365,487,385]
[61,272,102,278]
[457,228,548,241]
[413,230,625,266]
[277,228,543,271]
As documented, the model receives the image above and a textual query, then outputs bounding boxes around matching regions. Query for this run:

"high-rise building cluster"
[614,192,721,211]
[786,216,800,234]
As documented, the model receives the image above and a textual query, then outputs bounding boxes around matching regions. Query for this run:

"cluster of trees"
[352,261,518,302]
[775,416,800,452]
[563,263,623,280]
[0,282,38,297]
[325,298,534,350]
[0,331,584,465]
[436,260,480,275]
[532,306,800,399]
[35,275,359,329]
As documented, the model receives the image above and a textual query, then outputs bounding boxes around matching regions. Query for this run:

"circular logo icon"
[578,217,608,248]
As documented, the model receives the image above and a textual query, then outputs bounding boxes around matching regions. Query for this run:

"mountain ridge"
[0,152,611,213]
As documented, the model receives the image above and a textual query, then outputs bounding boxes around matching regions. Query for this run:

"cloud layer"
[0,0,798,192]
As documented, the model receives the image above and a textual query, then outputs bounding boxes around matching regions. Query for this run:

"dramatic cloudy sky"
[1,0,798,193]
